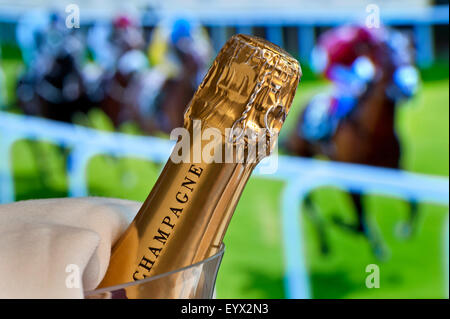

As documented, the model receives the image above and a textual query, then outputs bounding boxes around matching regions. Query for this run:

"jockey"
[147,18,212,86]
[302,25,419,141]
[311,25,382,117]
[111,14,145,55]
[88,13,145,72]
[141,18,212,117]
[312,26,381,82]
[313,25,419,107]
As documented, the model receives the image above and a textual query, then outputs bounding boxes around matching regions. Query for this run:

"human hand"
[0,197,140,298]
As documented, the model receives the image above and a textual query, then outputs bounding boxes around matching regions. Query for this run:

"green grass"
[3,57,449,298]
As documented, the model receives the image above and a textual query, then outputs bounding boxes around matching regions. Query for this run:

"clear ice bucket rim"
[84,243,225,298]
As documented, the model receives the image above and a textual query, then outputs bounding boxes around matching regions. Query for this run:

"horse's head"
[382,30,420,102]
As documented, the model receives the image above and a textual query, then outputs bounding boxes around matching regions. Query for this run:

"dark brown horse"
[285,49,418,259]
[17,49,92,122]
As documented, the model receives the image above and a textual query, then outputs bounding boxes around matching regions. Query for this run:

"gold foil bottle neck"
[184,34,301,144]
[98,34,302,296]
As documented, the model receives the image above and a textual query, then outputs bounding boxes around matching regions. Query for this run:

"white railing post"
[281,176,314,299]
[67,146,98,197]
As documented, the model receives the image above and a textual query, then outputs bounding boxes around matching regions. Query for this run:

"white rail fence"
[0,111,448,298]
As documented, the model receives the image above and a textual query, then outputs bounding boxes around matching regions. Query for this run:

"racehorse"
[98,18,210,135]
[95,43,200,135]
[17,49,91,122]
[130,18,212,135]
[285,27,419,259]
[134,46,201,134]
[16,12,92,123]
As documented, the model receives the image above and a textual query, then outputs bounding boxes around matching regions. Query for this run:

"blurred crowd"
[12,10,213,134]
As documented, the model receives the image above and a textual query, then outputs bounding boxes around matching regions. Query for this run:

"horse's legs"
[351,193,365,232]
[304,194,330,255]
[384,139,421,239]
[332,192,364,233]
[333,192,388,260]
[397,199,420,239]
[351,193,389,260]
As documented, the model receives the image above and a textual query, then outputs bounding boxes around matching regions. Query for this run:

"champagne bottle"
[98,34,301,297]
